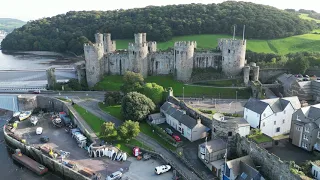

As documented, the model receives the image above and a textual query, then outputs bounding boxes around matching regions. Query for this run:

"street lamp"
[183,87,185,102]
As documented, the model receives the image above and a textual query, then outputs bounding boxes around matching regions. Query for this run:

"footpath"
[74,99,201,180]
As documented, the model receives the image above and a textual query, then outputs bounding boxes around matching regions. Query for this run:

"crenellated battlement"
[174,41,197,48]
[84,43,104,51]
[219,39,246,46]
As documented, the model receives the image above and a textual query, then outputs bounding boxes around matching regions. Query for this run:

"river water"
[0,49,76,179]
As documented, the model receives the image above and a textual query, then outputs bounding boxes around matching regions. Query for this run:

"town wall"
[193,52,221,69]
[74,62,86,84]
[106,53,130,75]
[259,68,288,83]
[148,52,174,75]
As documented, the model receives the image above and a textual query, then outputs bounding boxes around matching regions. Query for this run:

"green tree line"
[1,1,316,55]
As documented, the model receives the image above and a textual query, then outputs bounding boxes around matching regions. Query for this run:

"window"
[275,113,277,116]
[263,113,266,117]
[303,134,309,141]
[213,128,216,133]
[276,127,280,132]
[297,115,301,121]
[228,132,232,136]
[302,142,307,149]
[318,132,320,139]
[284,110,286,114]
[245,115,247,120]
[274,121,276,125]
[282,119,285,124]
[263,122,265,127]
[296,127,301,131]
[228,49,231,53]
[305,127,310,133]
[314,169,318,178]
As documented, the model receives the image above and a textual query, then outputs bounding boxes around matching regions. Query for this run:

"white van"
[155,165,171,175]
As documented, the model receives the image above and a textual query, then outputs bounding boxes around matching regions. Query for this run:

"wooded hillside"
[1,1,316,55]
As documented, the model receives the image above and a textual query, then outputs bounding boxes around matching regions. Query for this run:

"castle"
[84,32,256,88]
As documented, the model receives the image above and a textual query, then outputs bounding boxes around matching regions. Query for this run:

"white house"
[160,102,209,142]
[244,96,301,137]
[311,161,320,180]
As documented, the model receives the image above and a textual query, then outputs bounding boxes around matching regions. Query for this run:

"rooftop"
[199,138,226,153]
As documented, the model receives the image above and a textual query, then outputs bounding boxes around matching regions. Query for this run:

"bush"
[198,109,215,114]
[120,71,144,94]
[104,91,123,106]
[118,120,140,142]
[142,83,165,105]
[121,92,155,121]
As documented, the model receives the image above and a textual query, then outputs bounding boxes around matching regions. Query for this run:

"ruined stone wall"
[84,43,104,87]
[106,53,130,75]
[235,135,301,180]
[46,68,56,90]
[193,52,221,69]
[75,62,86,84]
[18,95,37,111]
[174,41,196,81]
[149,52,174,75]
[259,68,288,83]
[219,39,246,77]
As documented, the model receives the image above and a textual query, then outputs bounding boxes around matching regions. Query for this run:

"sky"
[1,0,319,22]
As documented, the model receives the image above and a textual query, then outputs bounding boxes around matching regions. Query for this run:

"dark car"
[165,128,173,136]
[40,136,49,143]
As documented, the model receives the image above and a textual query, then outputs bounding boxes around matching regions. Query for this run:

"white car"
[155,165,171,175]
[36,127,43,135]
[106,171,122,180]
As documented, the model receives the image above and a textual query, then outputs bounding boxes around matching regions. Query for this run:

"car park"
[155,165,171,175]
[106,171,122,180]
[165,128,173,136]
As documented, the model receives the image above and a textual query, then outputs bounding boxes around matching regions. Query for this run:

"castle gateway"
[84,32,249,87]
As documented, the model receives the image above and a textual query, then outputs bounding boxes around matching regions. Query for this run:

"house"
[198,138,227,178]
[289,104,320,151]
[147,113,166,125]
[160,102,209,142]
[222,155,265,180]
[244,96,301,137]
[311,161,320,180]
[212,113,250,138]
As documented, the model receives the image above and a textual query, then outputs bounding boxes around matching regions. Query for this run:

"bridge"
[0,95,19,112]
[0,68,77,91]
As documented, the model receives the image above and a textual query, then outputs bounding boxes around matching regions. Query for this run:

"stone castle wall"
[84,43,104,87]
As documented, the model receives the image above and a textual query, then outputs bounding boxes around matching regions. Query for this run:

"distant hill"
[1,1,317,54]
[0,18,26,32]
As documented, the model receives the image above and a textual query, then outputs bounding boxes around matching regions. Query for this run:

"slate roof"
[227,155,262,180]
[200,138,226,153]
[245,96,301,114]
[160,101,200,129]
[300,104,320,121]
[244,98,269,114]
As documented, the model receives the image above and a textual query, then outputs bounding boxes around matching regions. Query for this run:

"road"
[71,97,201,180]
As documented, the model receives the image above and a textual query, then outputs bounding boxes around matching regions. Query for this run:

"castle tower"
[252,65,260,81]
[84,43,104,87]
[46,68,56,90]
[219,39,246,77]
[243,65,250,86]
[174,41,196,81]
[103,33,116,53]
[148,42,157,53]
[128,33,149,77]
[142,33,147,44]
[95,33,104,44]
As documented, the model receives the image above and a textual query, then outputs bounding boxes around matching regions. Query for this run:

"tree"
[142,83,165,105]
[118,120,140,142]
[287,55,310,74]
[121,92,155,121]
[104,91,123,106]
[100,122,117,141]
[120,71,144,94]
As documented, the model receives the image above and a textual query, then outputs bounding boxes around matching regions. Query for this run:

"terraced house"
[290,104,320,151]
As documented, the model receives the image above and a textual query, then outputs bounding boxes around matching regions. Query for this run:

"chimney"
[197,118,201,124]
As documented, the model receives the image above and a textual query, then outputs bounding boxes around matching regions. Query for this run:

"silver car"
[106,171,122,180]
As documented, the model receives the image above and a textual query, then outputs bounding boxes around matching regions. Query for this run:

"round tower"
[46,68,56,90]
[142,33,147,44]
[252,65,260,82]
[174,41,196,81]
[95,33,104,44]
[220,39,246,77]
[84,43,104,87]
[128,33,149,77]
[243,65,250,86]
[103,33,116,53]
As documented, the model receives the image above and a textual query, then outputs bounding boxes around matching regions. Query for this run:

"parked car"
[165,128,173,136]
[40,136,49,143]
[33,90,41,94]
[155,165,171,175]
[106,171,122,180]
[172,135,181,142]
[36,127,43,135]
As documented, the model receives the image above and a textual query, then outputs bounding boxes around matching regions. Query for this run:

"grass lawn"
[194,79,242,87]
[299,13,320,23]
[116,139,153,154]
[115,32,320,54]
[98,103,123,120]
[249,133,273,143]
[140,122,176,151]
[94,75,250,99]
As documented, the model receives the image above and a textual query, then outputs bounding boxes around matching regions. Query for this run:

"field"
[299,13,320,23]
[94,75,250,99]
[115,33,320,54]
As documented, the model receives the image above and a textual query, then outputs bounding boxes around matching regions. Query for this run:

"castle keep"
[84,32,249,87]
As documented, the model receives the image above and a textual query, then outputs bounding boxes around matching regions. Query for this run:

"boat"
[12,150,48,175]
[19,111,32,121]
[30,116,38,126]
[13,112,21,117]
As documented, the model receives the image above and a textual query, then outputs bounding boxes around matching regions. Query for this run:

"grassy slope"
[94,75,250,98]
[299,13,320,23]
[0,18,26,32]
[116,33,320,54]
[98,103,123,120]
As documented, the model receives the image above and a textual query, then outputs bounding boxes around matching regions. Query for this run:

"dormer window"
[305,127,310,133]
